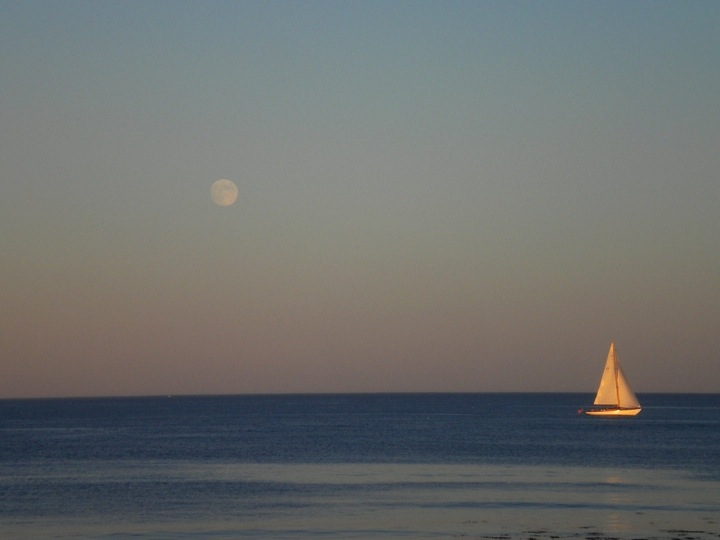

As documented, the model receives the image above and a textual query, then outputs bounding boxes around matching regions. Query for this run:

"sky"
[1,1,719,398]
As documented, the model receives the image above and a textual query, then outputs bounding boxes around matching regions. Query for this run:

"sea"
[1,393,719,540]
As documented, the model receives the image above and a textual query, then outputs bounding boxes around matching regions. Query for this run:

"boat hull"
[584,407,641,417]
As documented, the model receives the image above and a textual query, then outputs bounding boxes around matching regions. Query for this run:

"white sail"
[593,342,621,406]
[590,342,641,413]
[616,361,641,409]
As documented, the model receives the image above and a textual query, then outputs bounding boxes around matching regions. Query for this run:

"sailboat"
[583,342,641,416]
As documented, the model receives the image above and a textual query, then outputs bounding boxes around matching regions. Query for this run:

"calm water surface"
[1,393,719,539]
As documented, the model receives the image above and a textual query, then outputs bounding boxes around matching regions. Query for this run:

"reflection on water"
[3,462,717,539]
[599,474,633,533]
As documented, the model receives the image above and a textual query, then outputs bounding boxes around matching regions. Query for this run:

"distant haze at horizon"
[1,1,718,398]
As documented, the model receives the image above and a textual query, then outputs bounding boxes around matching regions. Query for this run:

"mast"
[613,343,620,404]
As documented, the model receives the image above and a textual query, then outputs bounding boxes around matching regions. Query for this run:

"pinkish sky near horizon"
[2,1,719,398]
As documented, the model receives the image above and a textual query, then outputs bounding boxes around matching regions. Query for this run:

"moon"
[210,179,238,207]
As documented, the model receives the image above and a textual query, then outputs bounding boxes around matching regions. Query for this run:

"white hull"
[584,407,641,417]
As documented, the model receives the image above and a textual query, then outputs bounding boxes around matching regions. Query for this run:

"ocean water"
[1,393,719,539]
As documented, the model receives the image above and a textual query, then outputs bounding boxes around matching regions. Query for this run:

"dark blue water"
[1,393,719,539]
[3,393,718,471]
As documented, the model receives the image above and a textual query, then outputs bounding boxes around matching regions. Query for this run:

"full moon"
[210,179,238,206]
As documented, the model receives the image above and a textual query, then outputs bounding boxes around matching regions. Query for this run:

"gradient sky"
[2,1,719,398]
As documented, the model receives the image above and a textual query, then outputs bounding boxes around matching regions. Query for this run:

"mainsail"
[593,342,640,409]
